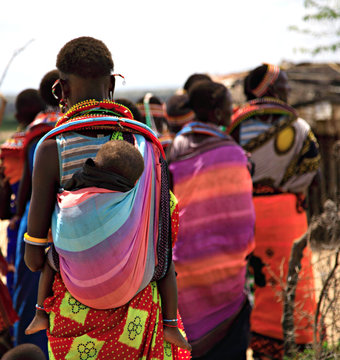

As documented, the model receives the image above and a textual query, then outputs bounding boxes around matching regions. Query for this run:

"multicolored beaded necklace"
[228,97,297,135]
[40,100,166,158]
[55,99,133,127]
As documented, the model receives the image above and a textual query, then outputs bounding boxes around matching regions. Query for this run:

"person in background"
[0,89,45,298]
[0,251,19,357]
[11,70,60,356]
[165,94,195,136]
[136,94,168,134]
[169,80,255,359]
[136,94,173,152]
[183,73,212,94]
[163,93,195,159]
[0,92,7,126]
[24,36,191,360]
[115,98,143,123]
[1,343,46,360]
[229,63,320,360]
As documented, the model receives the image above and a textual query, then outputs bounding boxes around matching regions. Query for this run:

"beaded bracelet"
[163,323,178,328]
[163,318,178,323]
[35,304,45,311]
[163,318,178,327]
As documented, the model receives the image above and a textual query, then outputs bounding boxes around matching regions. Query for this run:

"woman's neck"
[63,74,111,108]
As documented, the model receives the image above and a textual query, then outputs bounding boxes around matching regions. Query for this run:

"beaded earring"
[52,79,67,112]
[113,73,126,86]
[59,98,68,113]
[52,79,61,100]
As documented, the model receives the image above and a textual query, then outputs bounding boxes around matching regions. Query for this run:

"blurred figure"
[0,251,18,357]
[0,92,7,126]
[169,81,255,359]
[165,93,195,135]
[229,63,320,360]
[1,343,46,360]
[0,89,45,297]
[115,97,143,123]
[136,94,173,152]
[163,93,196,159]
[12,70,60,357]
[183,73,212,93]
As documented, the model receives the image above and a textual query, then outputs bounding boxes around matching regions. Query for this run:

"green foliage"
[291,0,340,55]
[283,341,340,359]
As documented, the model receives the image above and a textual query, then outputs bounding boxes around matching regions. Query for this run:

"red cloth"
[0,254,19,331]
[251,193,316,345]
[45,274,191,360]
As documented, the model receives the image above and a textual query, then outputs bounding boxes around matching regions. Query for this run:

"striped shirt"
[239,118,271,146]
[56,132,110,187]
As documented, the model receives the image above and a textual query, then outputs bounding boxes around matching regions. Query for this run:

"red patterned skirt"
[45,273,191,360]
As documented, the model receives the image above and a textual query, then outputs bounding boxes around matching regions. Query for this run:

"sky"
[0,0,339,96]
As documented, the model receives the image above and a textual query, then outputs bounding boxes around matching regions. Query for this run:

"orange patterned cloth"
[250,193,316,345]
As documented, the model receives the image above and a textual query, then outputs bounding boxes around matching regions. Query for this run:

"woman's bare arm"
[24,139,59,271]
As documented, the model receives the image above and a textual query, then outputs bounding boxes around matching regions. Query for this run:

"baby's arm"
[36,258,55,306]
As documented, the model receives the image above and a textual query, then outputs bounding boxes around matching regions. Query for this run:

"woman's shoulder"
[34,138,59,181]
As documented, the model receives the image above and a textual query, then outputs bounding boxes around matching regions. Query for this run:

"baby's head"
[95,140,144,184]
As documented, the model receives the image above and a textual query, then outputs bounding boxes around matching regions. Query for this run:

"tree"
[289,0,340,55]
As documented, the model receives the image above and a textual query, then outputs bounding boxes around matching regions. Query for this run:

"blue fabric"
[6,182,19,298]
[177,121,228,139]
[12,142,48,357]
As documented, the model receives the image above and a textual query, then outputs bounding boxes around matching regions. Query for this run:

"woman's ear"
[60,78,70,101]
[214,108,223,123]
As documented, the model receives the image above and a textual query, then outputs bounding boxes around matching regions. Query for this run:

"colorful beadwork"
[55,100,134,127]
[228,97,297,135]
[252,63,280,98]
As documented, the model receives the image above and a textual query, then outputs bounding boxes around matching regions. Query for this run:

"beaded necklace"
[55,99,133,127]
[228,97,297,135]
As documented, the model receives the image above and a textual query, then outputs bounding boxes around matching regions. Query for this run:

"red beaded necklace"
[56,99,133,127]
